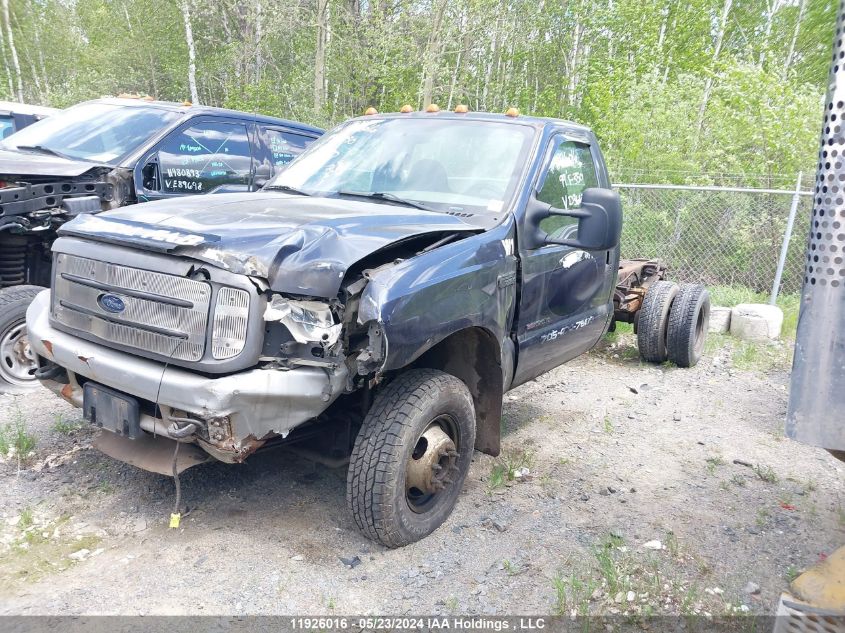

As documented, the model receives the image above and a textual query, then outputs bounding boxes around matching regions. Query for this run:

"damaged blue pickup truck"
[26,108,709,546]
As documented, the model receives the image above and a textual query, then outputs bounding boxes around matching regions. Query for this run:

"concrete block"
[730,303,783,342]
[709,306,732,333]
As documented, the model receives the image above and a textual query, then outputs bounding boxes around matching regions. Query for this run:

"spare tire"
[637,280,679,363]
[667,283,711,368]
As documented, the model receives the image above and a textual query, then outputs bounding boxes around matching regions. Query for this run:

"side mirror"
[525,187,622,251]
[141,161,159,191]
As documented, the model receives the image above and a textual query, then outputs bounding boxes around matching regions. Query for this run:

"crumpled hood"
[0,147,108,178]
[57,192,483,297]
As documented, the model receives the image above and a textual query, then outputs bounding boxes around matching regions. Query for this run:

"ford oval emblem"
[98,293,126,314]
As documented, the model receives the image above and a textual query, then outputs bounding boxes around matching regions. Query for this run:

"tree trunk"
[2,0,23,102]
[482,18,499,111]
[181,0,200,104]
[122,2,133,33]
[0,24,13,97]
[446,27,469,110]
[567,17,583,107]
[255,0,263,83]
[314,0,329,114]
[758,0,782,67]
[32,14,50,100]
[784,0,807,74]
[694,0,732,144]
[421,0,448,108]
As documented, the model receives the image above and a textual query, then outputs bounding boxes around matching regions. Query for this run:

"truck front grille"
[51,254,211,362]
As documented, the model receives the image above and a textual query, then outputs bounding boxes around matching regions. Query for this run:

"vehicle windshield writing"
[0,103,182,165]
[266,118,535,215]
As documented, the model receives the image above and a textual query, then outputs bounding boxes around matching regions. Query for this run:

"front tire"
[347,369,476,547]
[0,285,44,393]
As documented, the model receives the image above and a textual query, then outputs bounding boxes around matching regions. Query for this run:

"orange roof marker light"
[425,103,441,113]
[364,106,378,115]
[454,104,469,113]
[181,101,192,107]
[400,104,414,113]
[505,107,520,117]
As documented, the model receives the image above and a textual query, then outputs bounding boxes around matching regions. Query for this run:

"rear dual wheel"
[666,284,710,368]
[347,369,475,548]
[637,280,679,363]
[637,281,710,368]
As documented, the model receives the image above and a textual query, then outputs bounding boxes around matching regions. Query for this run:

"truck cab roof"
[86,97,324,134]
[0,101,61,118]
[353,109,594,136]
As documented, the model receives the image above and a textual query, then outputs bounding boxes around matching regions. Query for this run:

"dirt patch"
[0,332,842,616]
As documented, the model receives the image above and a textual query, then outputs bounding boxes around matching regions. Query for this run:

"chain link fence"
[613,182,812,298]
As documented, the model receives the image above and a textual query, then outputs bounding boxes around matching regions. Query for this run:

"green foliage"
[488,448,534,490]
[0,0,833,185]
[50,415,84,436]
[552,573,596,617]
[708,286,800,339]
[753,463,779,484]
[0,411,37,461]
[705,456,725,474]
[18,507,33,529]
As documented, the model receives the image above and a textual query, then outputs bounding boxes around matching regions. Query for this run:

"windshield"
[266,117,535,215]
[0,102,183,165]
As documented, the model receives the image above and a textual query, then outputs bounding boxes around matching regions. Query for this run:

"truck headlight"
[211,287,250,359]
[264,295,342,346]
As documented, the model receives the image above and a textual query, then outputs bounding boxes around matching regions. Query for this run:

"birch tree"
[181,0,200,104]
[694,0,732,143]
[2,0,22,102]
[784,0,807,75]
[758,0,783,67]
[420,0,448,108]
[314,0,329,113]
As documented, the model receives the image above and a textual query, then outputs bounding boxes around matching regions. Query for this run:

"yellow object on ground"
[774,546,845,633]
[791,546,845,612]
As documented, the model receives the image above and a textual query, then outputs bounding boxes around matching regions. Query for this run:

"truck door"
[253,126,318,189]
[512,134,616,386]
[135,117,254,201]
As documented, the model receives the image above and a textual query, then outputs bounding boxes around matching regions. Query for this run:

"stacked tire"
[636,281,710,368]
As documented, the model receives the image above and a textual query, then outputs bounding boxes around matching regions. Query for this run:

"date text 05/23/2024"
[289,617,548,630]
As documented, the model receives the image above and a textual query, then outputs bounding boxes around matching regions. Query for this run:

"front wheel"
[0,285,44,393]
[347,369,476,547]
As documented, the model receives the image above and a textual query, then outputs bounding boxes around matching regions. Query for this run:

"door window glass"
[537,140,598,239]
[157,121,252,194]
[264,128,311,170]
[0,116,14,139]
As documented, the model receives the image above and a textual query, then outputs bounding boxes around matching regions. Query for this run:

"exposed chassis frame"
[611,258,667,331]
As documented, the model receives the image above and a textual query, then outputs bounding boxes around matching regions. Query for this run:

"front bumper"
[27,290,347,461]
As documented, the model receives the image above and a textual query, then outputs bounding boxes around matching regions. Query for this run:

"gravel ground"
[0,331,842,617]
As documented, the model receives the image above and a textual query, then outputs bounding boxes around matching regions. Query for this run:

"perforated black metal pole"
[786,9,845,451]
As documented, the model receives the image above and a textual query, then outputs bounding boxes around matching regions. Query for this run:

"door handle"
[557,250,592,270]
